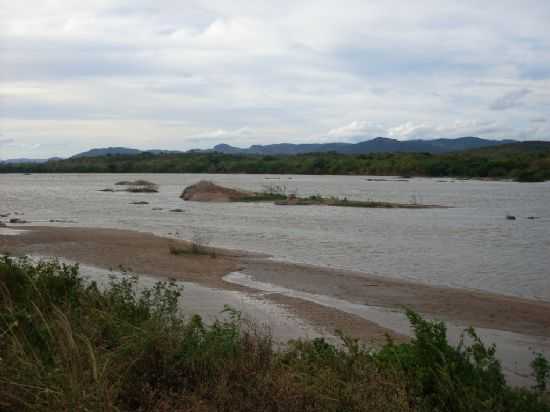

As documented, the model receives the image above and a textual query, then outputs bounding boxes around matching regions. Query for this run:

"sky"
[1,0,550,158]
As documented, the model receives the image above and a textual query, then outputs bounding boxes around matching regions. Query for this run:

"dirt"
[181,180,253,202]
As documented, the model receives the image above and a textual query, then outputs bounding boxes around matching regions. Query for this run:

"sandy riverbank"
[0,226,400,343]
[1,225,549,342]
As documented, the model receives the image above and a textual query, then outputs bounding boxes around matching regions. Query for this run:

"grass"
[169,243,216,258]
[274,194,443,208]
[229,184,437,208]
[0,256,548,411]
[237,193,288,202]
[115,179,157,186]
[115,179,159,193]
[125,185,159,193]
[99,180,159,193]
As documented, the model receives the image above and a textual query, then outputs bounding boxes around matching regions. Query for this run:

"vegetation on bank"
[2,142,550,181]
[274,194,444,208]
[0,257,549,411]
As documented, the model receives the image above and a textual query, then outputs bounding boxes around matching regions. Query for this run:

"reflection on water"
[1,173,549,301]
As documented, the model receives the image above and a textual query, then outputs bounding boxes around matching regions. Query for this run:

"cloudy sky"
[1,0,550,158]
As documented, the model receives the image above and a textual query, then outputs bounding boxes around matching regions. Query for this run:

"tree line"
[2,142,549,181]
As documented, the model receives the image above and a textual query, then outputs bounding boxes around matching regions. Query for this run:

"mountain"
[72,147,143,158]
[72,147,183,158]
[212,137,516,155]
[30,137,517,162]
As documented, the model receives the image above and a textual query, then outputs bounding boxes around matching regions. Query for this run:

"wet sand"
[1,225,549,342]
[0,226,399,343]
[240,259,550,338]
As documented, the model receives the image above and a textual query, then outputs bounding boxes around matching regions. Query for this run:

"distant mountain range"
[211,137,516,155]
[0,137,519,163]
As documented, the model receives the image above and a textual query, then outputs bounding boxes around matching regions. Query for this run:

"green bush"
[0,257,548,411]
[374,310,549,411]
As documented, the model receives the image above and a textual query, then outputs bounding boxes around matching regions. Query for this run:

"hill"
[72,147,144,158]
[212,137,515,155]
[66,136,515,160]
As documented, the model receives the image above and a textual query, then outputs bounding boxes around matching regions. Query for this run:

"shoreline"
[2,225,549,342]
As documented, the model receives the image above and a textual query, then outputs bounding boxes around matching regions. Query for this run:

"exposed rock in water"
[9,218,28,224]
[125,185,158,193]
[115,179,156,186]
[506,214,516,220]
[114,180,159,193]
[170,208,184,213]
[180,180,254,202]
[130,201,149,205]
[0,221,6,227]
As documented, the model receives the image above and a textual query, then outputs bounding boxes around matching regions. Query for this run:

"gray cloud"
[0,138,15,146]
[1,0,549,157]
[489,89,531,111]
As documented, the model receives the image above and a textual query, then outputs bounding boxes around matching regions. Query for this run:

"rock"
[130,201,149,205]
[526,216,540,220]
[170,208,184,213]
[126,186,158,193]
[0,221,6,227]
[506,215,516,220]
[0,213,10,218]
[152,207,163,211]
[115,179,156,186]
[115,180,159,193]
[180,180,253,202]
[9,218,28,224]
[98,188,115,192]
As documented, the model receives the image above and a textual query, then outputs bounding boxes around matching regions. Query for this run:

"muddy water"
[2,173,549,301]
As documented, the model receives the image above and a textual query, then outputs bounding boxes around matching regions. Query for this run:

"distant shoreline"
[2,141,550,182]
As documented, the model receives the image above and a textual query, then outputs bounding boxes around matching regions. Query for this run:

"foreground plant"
[0,256,548,411]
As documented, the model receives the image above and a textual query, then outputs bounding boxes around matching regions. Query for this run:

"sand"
[2,226,549,343]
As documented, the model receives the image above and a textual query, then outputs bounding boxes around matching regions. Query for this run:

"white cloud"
[327,121,386,139]
[326,119,521,140]
[388,120,509,140]
[196,127,254,138]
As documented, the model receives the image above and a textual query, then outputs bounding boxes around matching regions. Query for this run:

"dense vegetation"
[2,142,550,181]
[1,257,548,411]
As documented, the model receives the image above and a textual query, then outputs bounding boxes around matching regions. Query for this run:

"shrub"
[0,257,548,411]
